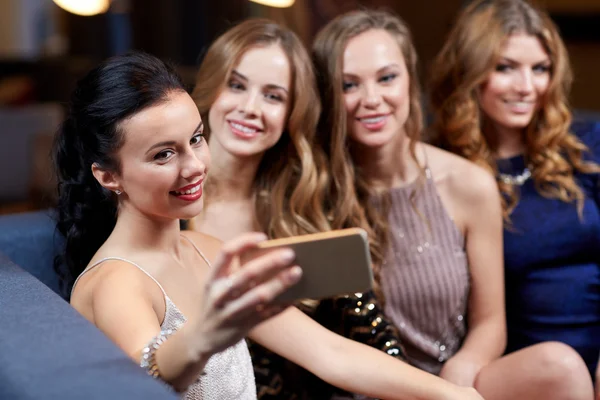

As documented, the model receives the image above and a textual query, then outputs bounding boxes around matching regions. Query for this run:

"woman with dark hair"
[430,0,599,394]
[54,50,484,400]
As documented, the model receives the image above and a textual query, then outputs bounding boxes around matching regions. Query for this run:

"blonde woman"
[313,8,594,399]
[430,0,599,396]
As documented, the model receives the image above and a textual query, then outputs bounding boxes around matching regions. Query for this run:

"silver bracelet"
[140,329,175,378]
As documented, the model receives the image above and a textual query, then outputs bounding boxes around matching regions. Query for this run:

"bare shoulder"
[181,230,224,264]
[424,143,499,204]
[71,259,161,322]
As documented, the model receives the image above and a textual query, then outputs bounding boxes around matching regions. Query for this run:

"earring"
[115,190,122,195]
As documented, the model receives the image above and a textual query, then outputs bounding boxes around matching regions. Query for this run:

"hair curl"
[430,0,600,220]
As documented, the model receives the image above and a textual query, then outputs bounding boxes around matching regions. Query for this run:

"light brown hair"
[191,19,330,238]
[313,9,424,302]
[430,0,600,220]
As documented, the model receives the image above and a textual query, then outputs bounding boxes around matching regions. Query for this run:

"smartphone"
[247,228,373,302]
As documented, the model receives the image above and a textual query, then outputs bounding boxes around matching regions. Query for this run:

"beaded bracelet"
[140,329,175,378]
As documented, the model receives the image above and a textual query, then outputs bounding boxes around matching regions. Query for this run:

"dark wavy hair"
[53,51,185,298]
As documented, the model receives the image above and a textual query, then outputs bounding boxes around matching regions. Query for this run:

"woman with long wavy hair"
[314,8,594,400]
[187,19,483,400]
[430,0,599,394]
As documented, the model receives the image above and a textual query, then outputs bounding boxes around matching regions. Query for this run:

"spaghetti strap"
[181,234,213,268]
[71,256,169,300]
[421,144,432,180]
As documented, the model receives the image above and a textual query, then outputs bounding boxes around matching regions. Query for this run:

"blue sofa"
[0,210,178,399]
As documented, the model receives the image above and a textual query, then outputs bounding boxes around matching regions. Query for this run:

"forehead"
[499,33,549,63]
[343,29,405,73]
[119,91,201,148]
[233,44,291,88]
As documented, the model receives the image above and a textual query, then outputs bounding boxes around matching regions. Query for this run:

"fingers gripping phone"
[246,228,373,302]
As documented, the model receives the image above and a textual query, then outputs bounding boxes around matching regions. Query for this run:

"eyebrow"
[343,63,402,77]
[145,121,204,155]
[500,57,551,65]
[231,70,289,93]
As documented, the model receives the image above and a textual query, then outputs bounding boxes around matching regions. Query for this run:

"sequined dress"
[72,236,257,399]
[381,165,469,375]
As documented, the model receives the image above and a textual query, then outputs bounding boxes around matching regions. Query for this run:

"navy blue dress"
[498,122,600,378]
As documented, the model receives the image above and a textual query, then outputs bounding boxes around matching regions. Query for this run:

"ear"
[91,163,121,193]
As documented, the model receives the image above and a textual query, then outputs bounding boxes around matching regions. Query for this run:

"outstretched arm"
[249,306,484,400]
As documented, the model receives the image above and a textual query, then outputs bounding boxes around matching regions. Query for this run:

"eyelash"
[153,133,204,161]
[228,79,285,103]
[380,73,397,83]
[342,73,397,92]
[495,64,550,73]
[342,81,357,92]
[265,92,284,102]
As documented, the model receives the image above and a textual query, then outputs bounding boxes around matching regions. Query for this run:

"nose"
[240,90,260,117]
[362,82,382,108]
[515,70,534,95]
[180,148,207,180]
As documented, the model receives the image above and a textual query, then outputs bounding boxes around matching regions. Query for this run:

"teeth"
[505,101,532,107]
[360,116,386,124]
[174,184,200,195]
[231,122,258,133]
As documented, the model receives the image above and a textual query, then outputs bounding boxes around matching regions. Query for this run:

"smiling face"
[105,90,210,221]
[342,28,411,149]
[479,33,551,134]
[208,44,291,159]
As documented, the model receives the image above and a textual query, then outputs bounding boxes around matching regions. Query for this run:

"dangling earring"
[115,190,122,195]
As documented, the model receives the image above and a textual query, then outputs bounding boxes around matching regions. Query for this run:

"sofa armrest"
[0,255,178,399]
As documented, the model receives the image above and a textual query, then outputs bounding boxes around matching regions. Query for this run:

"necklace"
[497,166,532,186]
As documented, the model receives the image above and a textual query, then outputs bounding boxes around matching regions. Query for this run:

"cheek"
[210,93,235,119]
[343,93,359,116]
[534,75,550,95]
[194,145,211,170]
[482,74,512,100]
[265,106,287,132]
[388,82,409,108]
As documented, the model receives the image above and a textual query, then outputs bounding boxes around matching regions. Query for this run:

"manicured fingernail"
[281,249,295,262]
[288,266,302,281]
[256,233,268,241]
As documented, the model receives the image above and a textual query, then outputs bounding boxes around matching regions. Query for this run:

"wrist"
[179,323,215,365]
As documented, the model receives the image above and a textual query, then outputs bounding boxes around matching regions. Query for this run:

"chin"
[175,201,205,221]
[224,141,269,158]
[499,115,534,129]
[352,131,396,149]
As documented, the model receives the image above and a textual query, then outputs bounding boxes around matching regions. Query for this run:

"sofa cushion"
[0,210,63,296]
[0,253,177,399]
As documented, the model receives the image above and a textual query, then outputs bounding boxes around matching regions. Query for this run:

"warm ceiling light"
[53,0,110,16]
[249,0,295,8]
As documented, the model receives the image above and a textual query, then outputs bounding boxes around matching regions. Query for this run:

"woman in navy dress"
[429,0,599,395]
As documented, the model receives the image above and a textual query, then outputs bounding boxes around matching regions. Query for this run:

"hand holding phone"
[242,228,373,302]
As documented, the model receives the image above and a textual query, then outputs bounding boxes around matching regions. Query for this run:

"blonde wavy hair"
[430,0,600,221]
[191,19,330,238]
[313,9,424,302]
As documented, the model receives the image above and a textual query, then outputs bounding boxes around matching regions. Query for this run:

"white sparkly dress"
[72,237,257,399]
